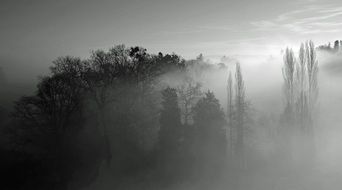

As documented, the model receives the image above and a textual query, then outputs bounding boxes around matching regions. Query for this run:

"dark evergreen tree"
[193,91,227,177]
[193,91,226,143]
[158,87,183,182]
[159,87,182,152]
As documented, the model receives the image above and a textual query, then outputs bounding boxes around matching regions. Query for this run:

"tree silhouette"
[177,76,202,125]
[13,73,84,135]
[159,87,182,152]
[11,72,86,189]
[193,91,227,176]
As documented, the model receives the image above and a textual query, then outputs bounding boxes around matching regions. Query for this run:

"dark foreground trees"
[193,91,227,177]
[0,42,321,190]
[159,87,182,152]
[2,45,189,189]
[1,46,245,189]
[157,87,183,182]
[8,58,102,190]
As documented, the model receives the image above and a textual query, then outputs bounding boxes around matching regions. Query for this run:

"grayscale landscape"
[1,0,342,189]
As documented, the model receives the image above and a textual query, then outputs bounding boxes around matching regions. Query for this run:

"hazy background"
[1,0,342,83]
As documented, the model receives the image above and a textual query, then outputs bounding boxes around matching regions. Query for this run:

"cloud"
[251,4,342,34]
[159,29,204,35]
[157,25,238,37]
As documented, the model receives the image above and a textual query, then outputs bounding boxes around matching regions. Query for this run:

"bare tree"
[282,41,319,165]
[295,41,319,135]
[305,41,319,126]
[82,45,132,166]
[282,48,296,113]
[177,76,202,125]
[14,58,85,138]
[280,47,299,164]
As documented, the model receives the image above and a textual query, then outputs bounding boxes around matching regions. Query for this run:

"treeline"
[317,40,342,53]
[0,45,245,189]
[0,42,319,190]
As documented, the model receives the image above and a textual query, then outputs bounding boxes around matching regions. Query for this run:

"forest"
[0,40,342,190]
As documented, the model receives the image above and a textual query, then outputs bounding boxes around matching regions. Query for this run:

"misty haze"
[1,0,342,190]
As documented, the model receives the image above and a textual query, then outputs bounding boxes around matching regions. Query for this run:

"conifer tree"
[159,87,182,151]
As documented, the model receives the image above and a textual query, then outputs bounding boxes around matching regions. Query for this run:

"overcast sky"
[1,0,342,81]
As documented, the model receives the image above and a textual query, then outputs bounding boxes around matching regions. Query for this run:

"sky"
[1,0,342,82]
